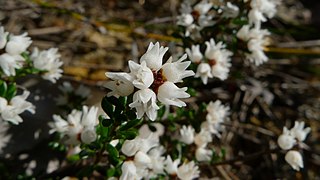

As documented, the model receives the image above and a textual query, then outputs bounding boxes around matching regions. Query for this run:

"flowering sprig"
[106,42,194,120]
[277,121,311,171]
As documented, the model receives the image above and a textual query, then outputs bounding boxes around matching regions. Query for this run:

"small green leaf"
[6,83,16,100]
[101,96,114,118]
[118,119,142,131]
[117,129,138,140]
[0,81,7,97]
[106,144,121,166]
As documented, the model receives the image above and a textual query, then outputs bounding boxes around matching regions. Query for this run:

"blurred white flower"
[134,151,152,168]
[222,2,239,18]
[205,100,229,137]
[205,38,233,80]
[194,129,212,147]
[195,63,213,85]
[277,127,296,150]
[290,121,311,142]
[0,121,11,153]
[121,138,141,157]
[0,26,8,49]
[180,125,195,145]
[0,53,24,76]
[177,161,200,180]
[50,106,98,145]
[186,44,203,63]
[285,150,304,171]
[164,155,180,175]
[195,147,212,162]
[6,32,32,55]
[120,161,140,180]
[246,38,268,66]
[0,91,35,125]
[30,48,63,83]
[177,0,214,38]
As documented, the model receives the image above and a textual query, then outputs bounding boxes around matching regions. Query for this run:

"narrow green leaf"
[118,119,142,131]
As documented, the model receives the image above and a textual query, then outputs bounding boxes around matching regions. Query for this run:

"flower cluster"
[30,47,63,83]
[0,91,35,125]
[106,42,194,120]
[177,0,214,38]
[49,105,99,145]
[0,27,31,77]
[179,100,229,162]
[277,121,311,171]
[119,124,199,180]
[186,38,233,84]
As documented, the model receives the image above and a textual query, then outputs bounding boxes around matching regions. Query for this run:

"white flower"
[186,45,203,63]
[195,63,213,84]
[120,161,139,180]
[138,123,164,139]
[140,42,168,71]
[81,105,98,128]
[195,147,212,162]
[205,38,233,80]
[277,127,296,150]
[206,100,229,124]
[222,2,239,18]
[0,91,35,125]
[49,106,98,145]
[177,14,194,26]
[250,0,278,19]
[121,138,141,157]
[285,150,304,171]
[105,72,134,97]
[194,0,212,15]
[30,48,63,83]
[0,26,8,49]
[162,54,195,83]
[177,161,200,180]
[194,129,212,147]
[236,25,251,41]
[290,121,311,142]
[157,81,190,107]
[80,128,97,144]
[6,32,32,55]
[164,155,180,175]
[0,53,24,76]
[247,38,268,66]
[129,60,154,89]
[148,146,166,174]
[0,121,11,153]
[179,125,195,145]
[129,89,159,121]
[248,8,266,27]
[134,151,152,168]
[49,115,69,134]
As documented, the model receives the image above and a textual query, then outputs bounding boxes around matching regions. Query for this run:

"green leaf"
[101,96,114,118]
[118,119,142,131]
[107,167,116,177]
[6,83,16,100]
[0,81,7,97]
[106,144,121,166]
[126,109,137,120]
[117,129,138,140]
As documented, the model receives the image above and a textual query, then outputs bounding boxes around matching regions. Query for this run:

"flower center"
[191,10,200,21]
[151,69,167,94]
[208,59,217,66]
